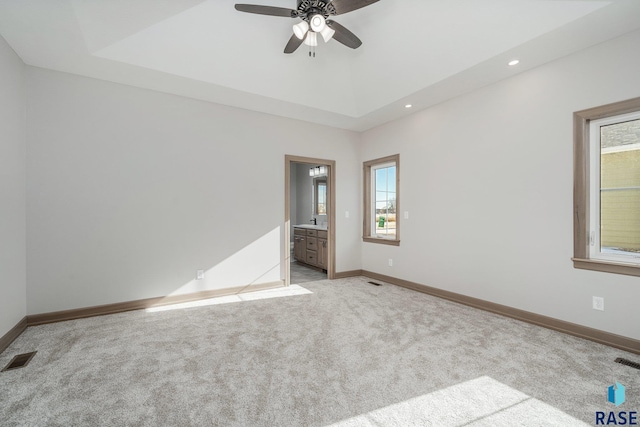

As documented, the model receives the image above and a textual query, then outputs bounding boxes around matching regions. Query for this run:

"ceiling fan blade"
[330,0,379,15]
[284,33,304,54]
[326,20,362,49]
[234,4,297,17]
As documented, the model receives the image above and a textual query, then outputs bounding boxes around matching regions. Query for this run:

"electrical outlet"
[388,259,393,267]
[196,270,205,280]
[404,211,409,219]
[592,296,604,311]
[345,211,350,218]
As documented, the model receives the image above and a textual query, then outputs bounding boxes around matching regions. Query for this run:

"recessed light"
[508,59,520,66]
[405,104,413,109]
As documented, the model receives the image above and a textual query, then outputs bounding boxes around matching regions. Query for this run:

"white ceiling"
[1,0,639,131]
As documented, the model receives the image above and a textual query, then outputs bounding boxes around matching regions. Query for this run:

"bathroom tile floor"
[290,260,327,284]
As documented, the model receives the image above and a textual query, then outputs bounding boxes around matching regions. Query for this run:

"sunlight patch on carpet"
[145,285,312,313]
[328,376,589,426]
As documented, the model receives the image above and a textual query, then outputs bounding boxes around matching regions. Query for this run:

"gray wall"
[361,29,640,340]
[25,67,362,314]
[0,35,26,338]
[3,29,639,344]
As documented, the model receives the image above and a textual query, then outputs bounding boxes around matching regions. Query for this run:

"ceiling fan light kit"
[234,0,378,55]
[320,26,335,43]
[303,31,318,47]
[293,20,309,39]
[310,14,326,32]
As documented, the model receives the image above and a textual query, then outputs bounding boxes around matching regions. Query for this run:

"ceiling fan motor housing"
[297,0,335,21]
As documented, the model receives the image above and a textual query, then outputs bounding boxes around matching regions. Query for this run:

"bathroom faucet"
[310,218,317,225]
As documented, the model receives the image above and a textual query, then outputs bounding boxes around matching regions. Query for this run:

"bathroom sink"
[294,224,328,230]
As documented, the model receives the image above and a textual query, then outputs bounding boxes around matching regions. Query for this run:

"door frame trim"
[285,155,336,285]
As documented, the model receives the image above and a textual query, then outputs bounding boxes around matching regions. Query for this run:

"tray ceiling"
[1,0,639,131]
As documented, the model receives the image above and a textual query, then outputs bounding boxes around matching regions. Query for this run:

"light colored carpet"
[1,277,638,426]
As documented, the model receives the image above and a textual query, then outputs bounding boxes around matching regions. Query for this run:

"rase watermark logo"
[596,382,637,425]
[609,382,626,407]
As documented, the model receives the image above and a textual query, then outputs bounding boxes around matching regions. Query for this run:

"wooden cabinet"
[306,235,318,252]
[293,227,328,271]
[317,230,327,269]
[293,228,306,262]
[306,250,317,265]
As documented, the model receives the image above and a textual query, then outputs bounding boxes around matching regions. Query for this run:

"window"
[314,178,327,215]
[573,97,640,276]
[363,154,400,245]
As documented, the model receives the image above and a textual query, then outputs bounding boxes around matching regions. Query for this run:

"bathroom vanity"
[293,225,328,271]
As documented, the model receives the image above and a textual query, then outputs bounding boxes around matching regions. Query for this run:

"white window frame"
[370,162,397,239]
[314,177,327,216]
[588,111,640,266]
[363,154,400,246]
[573,96,640,277]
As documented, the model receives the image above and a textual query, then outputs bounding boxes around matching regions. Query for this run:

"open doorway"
[284,155,336,286]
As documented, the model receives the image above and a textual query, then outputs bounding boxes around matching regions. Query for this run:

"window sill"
[572,258,640,277]
[363,237,400,246]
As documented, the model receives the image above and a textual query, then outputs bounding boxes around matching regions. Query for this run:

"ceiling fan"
[234,0,379,54]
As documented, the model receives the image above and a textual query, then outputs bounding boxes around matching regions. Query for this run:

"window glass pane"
[388,166,396,192]
[365,155,399,243]
[600,118,640,255]
[375,168,387,192]
[373,164,397,238]
[387,192,396,213]
[315,180,327,215]
[318,184,326,204]
[375,191,387,203]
